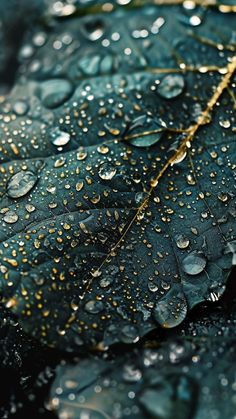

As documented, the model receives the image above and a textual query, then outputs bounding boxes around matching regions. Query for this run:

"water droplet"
[13,100,29,116]
[33,32,47,47]
[79,55,101,76]
[189,15,202,26]
[84,300,104,314]
[25,204,36,213]
[82,18,105,41]
[3,211,19,224]
[175,234,190,249]
[123,364,142,382]
[99,276,113,288]
[126,115,164,147]
[182,251,207,275]
[120,324,139,344]
[219,118,231,129]
[75,182,84,192]
[77,150,87,161]
[49,128,71,147]
[157,74,185,99]
[7,171,38,199]
[40,79,73,109]
[153,284,187,328]
[98,162,117,180]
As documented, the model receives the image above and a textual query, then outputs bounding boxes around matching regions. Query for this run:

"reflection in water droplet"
[50,128,71,147]
[82,19,105,41]
[13,100,29,116]
[120,324,139,344]
[3,211,19,224]
[153,284,188,328]
[126,114,164,147]
[182,252,207,275]
[219,118,231,129]
[7,171,38,199]
[189,15,202,26]
[84,300,104,314]
[40,79,73,109]
[98,162,117,180]
[123,364,142,382]
[157,74,185,99]
[175,234,190,249]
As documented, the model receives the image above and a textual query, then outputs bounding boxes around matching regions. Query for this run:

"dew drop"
[175,234,190,249]
[98,162,117,180]
[13,100,29,116]
[82,18,105,41]
[126,115,164,147]
[50,128,71,147]
[40,79,73,109]
[120,324,139,344]
[153,284,188,328]
[84,300,104,314]
[75,182,84,192]
[3,211,19,224]
[7,171,38,199]
[157,74,185,99]
[182,251,207,275]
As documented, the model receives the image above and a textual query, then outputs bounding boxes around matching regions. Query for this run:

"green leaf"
[0,1,236,352]
[49,299,236,419]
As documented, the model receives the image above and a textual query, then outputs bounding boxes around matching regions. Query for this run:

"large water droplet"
[40,79,73,109]
[7,171,38,199]
[125,114,164,147]
[153,284,187,328]
[120,324,139,344]
[98,162,117,180]
[3,211,19,224]
[182,251,207,275]
[157,74,185,99]
[84,300,104,314]
[13,100,29,116]
[49,128,71,147]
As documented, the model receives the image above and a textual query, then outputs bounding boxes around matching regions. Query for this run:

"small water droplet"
[175,234,190,249]
[82,18,105,41]
[219,118,231,129]
[75,182,84,192]
[123,364,142,382]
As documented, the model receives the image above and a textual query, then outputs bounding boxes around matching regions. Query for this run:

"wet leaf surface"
[0,1,236,418]
[49,282,236,419]
[0,1,236,353]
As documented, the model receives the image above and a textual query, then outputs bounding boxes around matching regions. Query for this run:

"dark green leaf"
[49,299,236,419]
[0,1,235,352]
